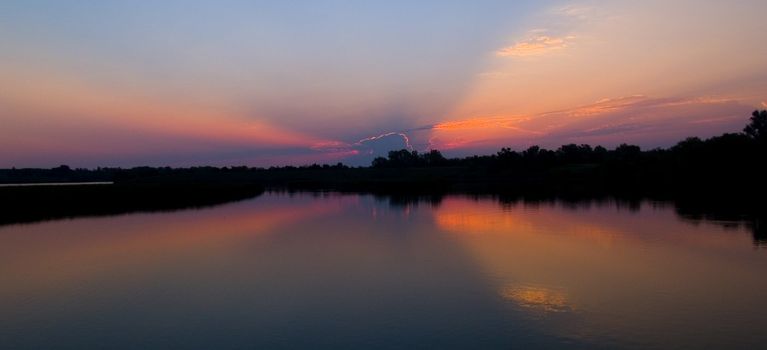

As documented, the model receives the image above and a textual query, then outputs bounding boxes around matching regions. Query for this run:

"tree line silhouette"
[1,110,765,198]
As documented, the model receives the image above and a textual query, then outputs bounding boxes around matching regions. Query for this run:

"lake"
[1,191,765,349]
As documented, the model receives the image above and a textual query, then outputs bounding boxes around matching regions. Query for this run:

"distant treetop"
[744,110,767,143]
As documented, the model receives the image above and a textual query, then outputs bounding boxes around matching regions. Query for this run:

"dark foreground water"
[1,192,765,349]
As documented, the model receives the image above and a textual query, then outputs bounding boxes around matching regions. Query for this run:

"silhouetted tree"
[557,144,594,163]
[614,144,641,161]
[496,148,520,165]
[593,146,608,161]
[423,150,447,166]
[673,137,704,151]
[388,150,420,167]
[523,145,541,159]
[744,110,767,143]
[372,157,388,168]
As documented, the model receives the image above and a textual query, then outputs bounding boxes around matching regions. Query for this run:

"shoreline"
[0,181,114,187]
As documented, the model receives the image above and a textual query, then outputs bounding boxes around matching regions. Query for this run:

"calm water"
[1,192,765,349]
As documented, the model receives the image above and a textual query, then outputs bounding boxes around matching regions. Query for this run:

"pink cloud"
[497,36,575,57]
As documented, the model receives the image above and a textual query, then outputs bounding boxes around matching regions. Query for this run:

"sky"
[1,0,766,167]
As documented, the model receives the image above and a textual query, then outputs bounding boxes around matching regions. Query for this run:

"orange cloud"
[427,95,752,153]
[427,116,543,150]
[433,116,530,131]
[496,35,574,57]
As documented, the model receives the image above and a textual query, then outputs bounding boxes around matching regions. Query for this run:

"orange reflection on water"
[435,207,523,234]
[435,198,620,247]
[433,196,767,345]
[500,285,573,313]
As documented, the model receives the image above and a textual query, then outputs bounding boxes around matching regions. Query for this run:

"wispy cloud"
[310,131,415,162]
[536,95,752,145]
[554,4,593,20]
[497,35,575,57]
[494,2,591,59]
[355,132,414,151]
[433,116,542,135]
[427,94,754,154]
[762,101,767,108]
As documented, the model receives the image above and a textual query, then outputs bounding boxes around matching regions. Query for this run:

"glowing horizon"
[1,0,765,167]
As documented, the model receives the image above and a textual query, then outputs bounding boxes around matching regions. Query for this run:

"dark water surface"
[1,192,765,349]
